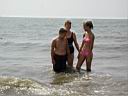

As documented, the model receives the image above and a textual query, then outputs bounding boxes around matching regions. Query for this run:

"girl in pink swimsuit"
[76,21,95,72]
[80,35,93,57]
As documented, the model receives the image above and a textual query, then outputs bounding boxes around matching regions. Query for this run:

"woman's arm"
[66,39,72,65]
[66,39,71,56]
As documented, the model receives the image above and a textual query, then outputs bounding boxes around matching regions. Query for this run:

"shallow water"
[0,17,128,96]
[0,72,127,96]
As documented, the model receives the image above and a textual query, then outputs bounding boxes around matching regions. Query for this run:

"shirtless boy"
[51,28,70,73]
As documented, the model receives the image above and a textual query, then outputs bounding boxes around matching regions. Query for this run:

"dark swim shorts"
[53,54,67,73]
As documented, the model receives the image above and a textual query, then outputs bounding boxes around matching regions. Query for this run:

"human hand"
[77,53,80,59]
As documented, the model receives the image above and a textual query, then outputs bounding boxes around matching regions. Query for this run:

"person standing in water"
[51,28,71,73]
[76,21,95,72]
[64,20,79,68]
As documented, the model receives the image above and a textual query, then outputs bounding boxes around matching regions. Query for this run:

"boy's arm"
[51,39,56,65]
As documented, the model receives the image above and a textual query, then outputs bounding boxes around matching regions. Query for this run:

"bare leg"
[67,53,74,67]
[86,53,93,72]
[76,55,86,71]
[70,53,74,67]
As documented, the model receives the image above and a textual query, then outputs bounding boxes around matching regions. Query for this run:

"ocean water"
[0,17,128,96]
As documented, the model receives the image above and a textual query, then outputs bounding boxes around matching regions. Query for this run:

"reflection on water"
[0,71,128,96]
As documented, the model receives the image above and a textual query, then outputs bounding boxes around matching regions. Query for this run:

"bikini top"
[83,34,91,44]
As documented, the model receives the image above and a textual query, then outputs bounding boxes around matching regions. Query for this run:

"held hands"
[77,50,81,59]
[77,53,80,59]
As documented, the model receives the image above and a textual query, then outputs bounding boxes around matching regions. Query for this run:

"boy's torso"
[54,38,67,56]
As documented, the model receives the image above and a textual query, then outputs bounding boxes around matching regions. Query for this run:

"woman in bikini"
[64,20,79,68]
[76,21,95,72]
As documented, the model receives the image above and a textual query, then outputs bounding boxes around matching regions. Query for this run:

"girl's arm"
[79,33,85,52]
[77,40,84,58]
[73,32,79,52]
[90,34,95,51]
[79,40,84,52]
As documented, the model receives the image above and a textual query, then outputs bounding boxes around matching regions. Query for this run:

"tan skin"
[76,24,95,71]
[51,33,71,65]
[65,22,79,67]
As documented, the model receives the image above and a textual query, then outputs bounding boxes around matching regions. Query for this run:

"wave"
[0,72,127,96]
[0,76,53,96]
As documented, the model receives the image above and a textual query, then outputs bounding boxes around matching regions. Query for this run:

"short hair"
[64,20,71,26]
[59,28,67,34]
[83,21,93,29]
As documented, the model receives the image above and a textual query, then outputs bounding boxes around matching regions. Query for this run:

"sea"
[0,17,128,96]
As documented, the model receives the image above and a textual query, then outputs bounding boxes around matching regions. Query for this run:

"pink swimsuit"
[80,35,93,57]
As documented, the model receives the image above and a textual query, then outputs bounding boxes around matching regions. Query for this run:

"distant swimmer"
[51,28,71,73]
[76,21,95,72]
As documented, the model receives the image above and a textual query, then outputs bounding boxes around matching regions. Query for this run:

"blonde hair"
[64,20,71,26]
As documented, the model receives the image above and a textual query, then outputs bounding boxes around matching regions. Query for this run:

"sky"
[0,0,127,19]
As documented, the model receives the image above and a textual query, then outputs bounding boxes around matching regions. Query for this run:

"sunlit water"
[0,17,128,96]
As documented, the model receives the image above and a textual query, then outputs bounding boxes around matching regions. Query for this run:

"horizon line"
[0,16,127,19]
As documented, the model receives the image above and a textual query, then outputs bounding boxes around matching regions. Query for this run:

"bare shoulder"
[72,31,76,35]
[51,37,57,44]
[83,32,86,38]
[72,32,76,38]
[64,38,68,43]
